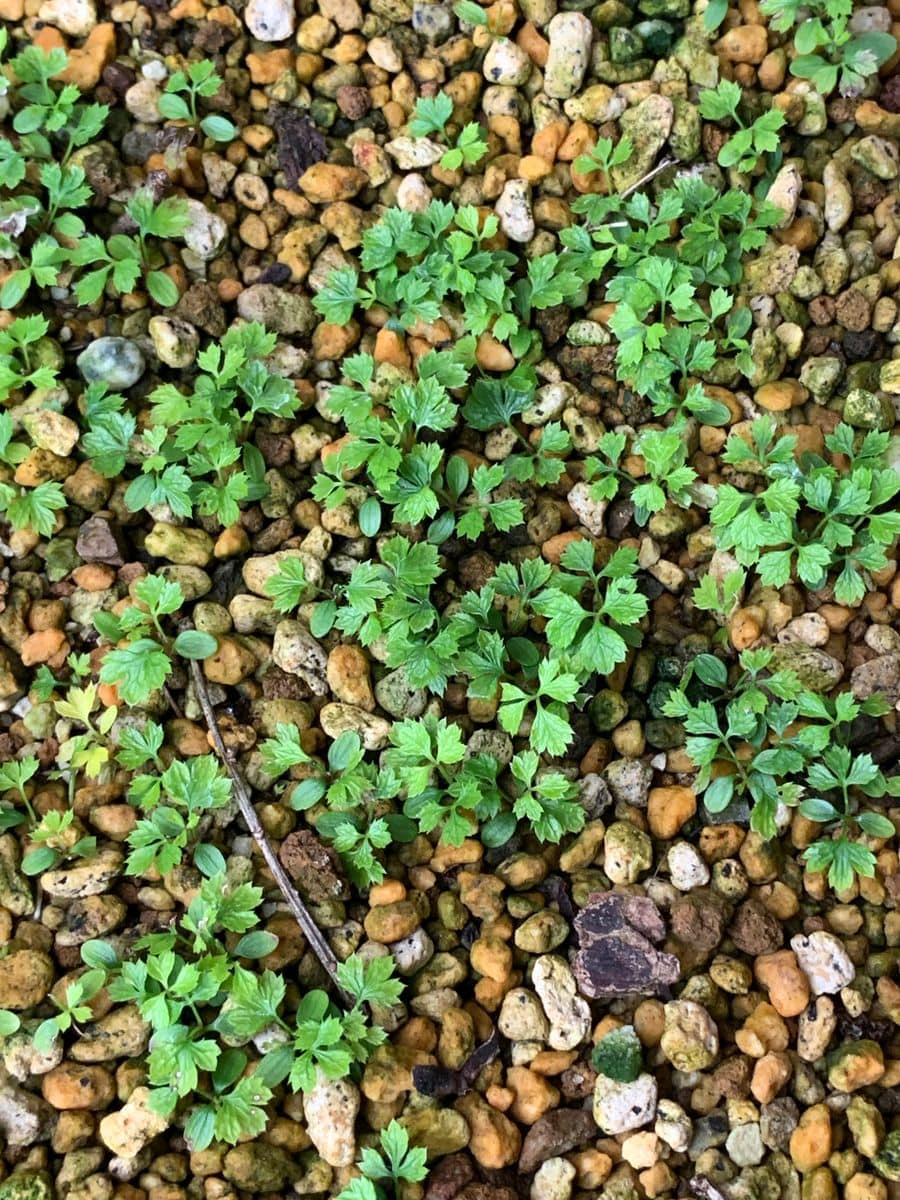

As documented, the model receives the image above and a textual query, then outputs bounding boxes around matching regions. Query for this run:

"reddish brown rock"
[573,892,680,997]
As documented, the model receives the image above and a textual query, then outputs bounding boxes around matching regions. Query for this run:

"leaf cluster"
[711,418,900,606]
[159,60,237,143]
[698,81,787,173]
[662,649,898,885]
[760,0,896,95]
[85,322,298,527]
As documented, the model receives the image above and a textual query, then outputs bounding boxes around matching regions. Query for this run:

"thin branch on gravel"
[585,155,680,231]
[188,659,352,1007]
[620,155,679,198]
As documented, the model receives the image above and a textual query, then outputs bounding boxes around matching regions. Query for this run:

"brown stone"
[279,831,348,903]
[730,898,783,956]
[518,1109,598,1173]
[573,891,680,997]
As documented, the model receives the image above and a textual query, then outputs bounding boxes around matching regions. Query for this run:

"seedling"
[33,969,106,1052]
[699,81,786,173]
[159,61,237,142]
[337,1121,428,1200]
[760,0,896,95]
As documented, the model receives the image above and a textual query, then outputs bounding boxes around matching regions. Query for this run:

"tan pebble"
[369,879,406,906]
[755,951,810,1017]
[246,49,293,83]
[755,379,808,411]
[312,320,359,361]
[556,119,593,162]
[42,1064,115,1111]
[475,331,515,371]
[58,24,116,89]
[518,154,552,182]
[202,637,256,686]
[531,120,568,163]
[470,936,513,983]
[326,643,374,711]
[20,628,68,667]
[529,1049,577,1074]
[516,21,549,66]
[214,525,251,558]
[298,162,368,203]
[735,1002,789,1058]
[455,1092,521,1169]
[716,24,768,62]
[542,531,583,565]
[789,1103,832,1172]
[622,1131,660,1170]
[647,786,696,839]
[730,607,763,650]
[363,900,422,943]
[505,1066,559,1123]
[71,564,115,591]
[844,1176,887,1200]
[750,1050,792,1103]
[640,1163,677,1198]
[485,1083,515,1111]
[373,327,411,369]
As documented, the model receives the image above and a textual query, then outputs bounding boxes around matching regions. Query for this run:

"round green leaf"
[703,774,735,814]
[358,497,381,537]
[184,1105,216,1152]
[289,778,327,810]
[310,601,336,638]
[255,1044,294,1087]
[329,731,361,772]
[21,846,58,875]
[77,969,107,1002]
[0,1010,20,1036]
[213,1048,248,1092]
[147,271,180,308]
[799,798,841,824]
[383,813,418,843]
[858,811,895,839]
[32,1018,59,1054]
[694,653,727,689]
[158,93,191,121]
[174,630,218,660]
[200,114,237,142]
[93,611,122,641]
[234,930,279,958]
[194,843,227,877]
[446,455,470,500]
[480,811,517,848]
[81,939,119,970]
[427,511,455,545]
[0,270,29,309]
[316,810,358,840]
[508,637,540,668]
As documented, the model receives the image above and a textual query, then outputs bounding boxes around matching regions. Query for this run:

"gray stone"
[182,199,228,260]
[77,338,145,389]
[593,1072,658,1135]
[495,179,534,244]
[768,644,843,691]
[544,12,593,98]
[244,0,295,40]
[237,284,316,335]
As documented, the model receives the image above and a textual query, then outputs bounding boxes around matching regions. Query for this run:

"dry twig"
[189,659,352,1006]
